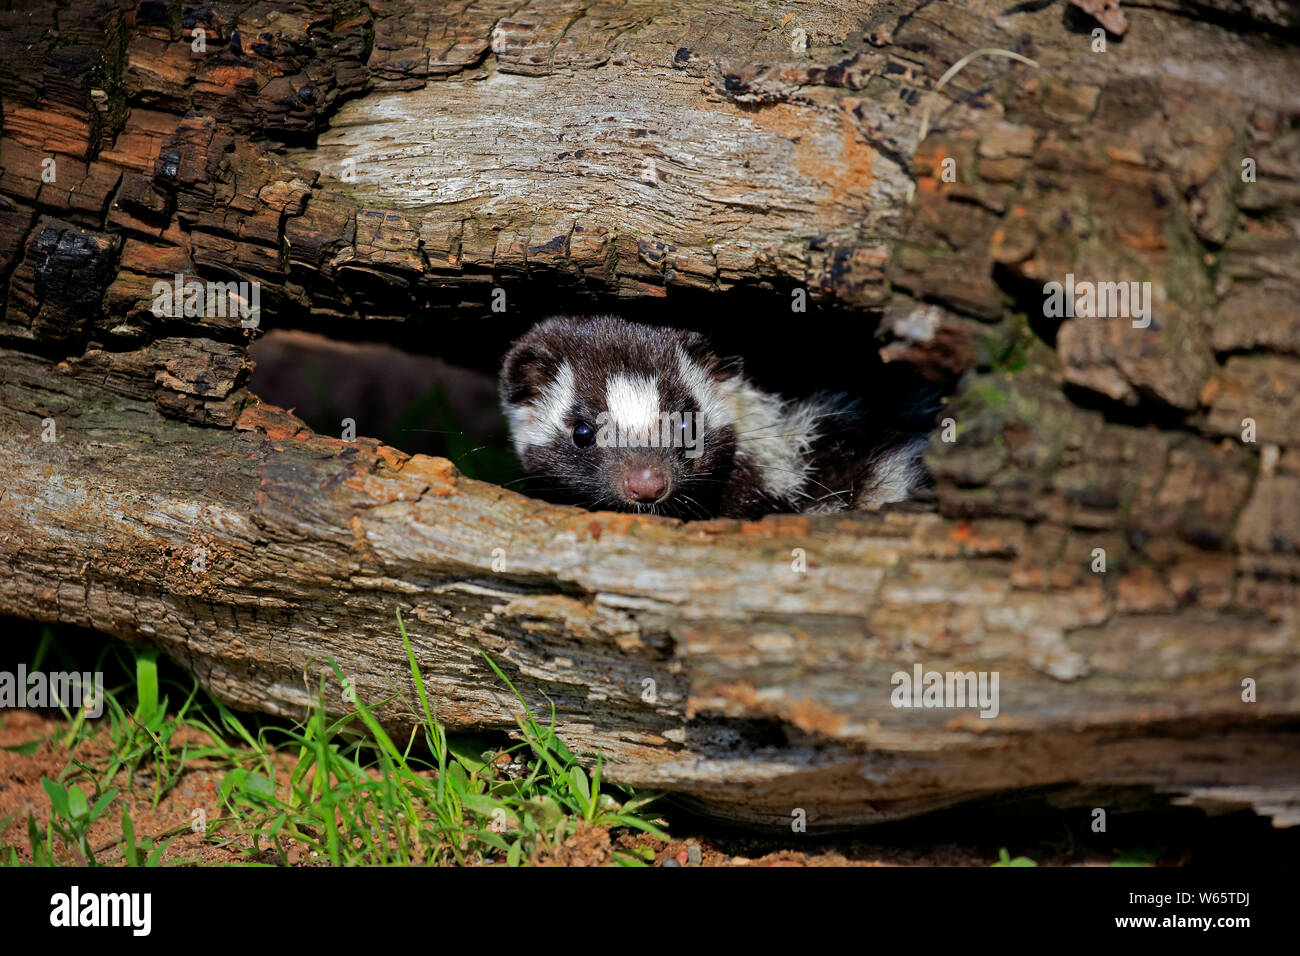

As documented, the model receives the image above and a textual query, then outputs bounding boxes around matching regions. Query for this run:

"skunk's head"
[499,315,741,518]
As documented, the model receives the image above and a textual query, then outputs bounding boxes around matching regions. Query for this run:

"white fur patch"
[506,360,575,455]
[721,380,813,500]
[724,386,863,504]
[674,346,734,430]
[605,372,661,432]
[861,437,927,509]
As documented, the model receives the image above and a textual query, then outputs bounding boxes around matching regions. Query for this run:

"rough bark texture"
[1,0,1298,828]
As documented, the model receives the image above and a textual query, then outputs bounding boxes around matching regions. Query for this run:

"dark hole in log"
[252,281,934,394]
[248,329,522,485]
[248,288,945,515]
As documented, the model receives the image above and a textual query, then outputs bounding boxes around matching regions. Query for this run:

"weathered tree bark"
[1,0,1298,827]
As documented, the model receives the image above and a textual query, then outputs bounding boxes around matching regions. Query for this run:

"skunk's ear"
[500,335,559,405]
[679,330,743,381]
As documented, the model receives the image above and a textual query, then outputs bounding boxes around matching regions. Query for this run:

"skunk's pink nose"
[622,466,668,502]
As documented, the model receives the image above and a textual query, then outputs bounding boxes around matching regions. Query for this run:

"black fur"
[500,316,932,519]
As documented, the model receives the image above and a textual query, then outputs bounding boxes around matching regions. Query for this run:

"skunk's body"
[499,315,930,520]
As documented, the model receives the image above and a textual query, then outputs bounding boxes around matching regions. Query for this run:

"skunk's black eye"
[572,422,596,448]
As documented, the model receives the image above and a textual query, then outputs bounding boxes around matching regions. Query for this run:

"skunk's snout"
[619,463,669,504]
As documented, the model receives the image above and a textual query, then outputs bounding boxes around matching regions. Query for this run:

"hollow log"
[1,0,1298,827]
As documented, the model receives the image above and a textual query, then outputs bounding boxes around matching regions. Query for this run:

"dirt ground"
[5,710,1287,867]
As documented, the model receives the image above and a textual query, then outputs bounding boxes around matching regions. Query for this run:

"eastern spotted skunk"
[499,315,933,520]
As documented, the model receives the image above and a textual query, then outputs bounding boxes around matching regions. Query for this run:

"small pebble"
[660,858,680,867]
[686,844,702,865]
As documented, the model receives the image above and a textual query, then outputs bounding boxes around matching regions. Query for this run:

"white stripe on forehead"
[505,360,575,454]
[605,372,661,431]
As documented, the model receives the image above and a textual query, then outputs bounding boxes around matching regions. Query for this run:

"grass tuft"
[3,616,667,867]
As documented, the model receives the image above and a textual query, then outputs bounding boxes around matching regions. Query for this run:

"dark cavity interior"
[248,289,947,511]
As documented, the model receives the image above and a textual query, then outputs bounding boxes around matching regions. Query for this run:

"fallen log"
[1,0,1298,827]
[4,347,1298,826]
